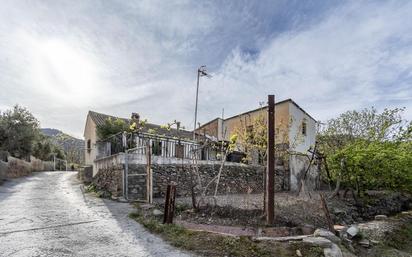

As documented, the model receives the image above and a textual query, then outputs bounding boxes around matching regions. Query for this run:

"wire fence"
[97,131,289,224]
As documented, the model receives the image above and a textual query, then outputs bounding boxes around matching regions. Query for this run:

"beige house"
[84,111,198,176]
[84,100,319,191]
[196,99,318,190]
[197,99,317,154]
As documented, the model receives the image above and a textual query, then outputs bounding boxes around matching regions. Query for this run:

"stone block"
[303,237,333,248]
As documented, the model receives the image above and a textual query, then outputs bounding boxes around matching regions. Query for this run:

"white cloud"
[201,1,412,123]
[0,0,411,137]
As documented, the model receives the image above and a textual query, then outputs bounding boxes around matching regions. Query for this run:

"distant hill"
[41,128,84,164]
[41,128,63,137]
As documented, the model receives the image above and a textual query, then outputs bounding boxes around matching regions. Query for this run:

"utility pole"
[193,65,211,141]
[266,95,275,225]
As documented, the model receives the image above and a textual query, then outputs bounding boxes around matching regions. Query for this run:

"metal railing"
[96,131,215,161]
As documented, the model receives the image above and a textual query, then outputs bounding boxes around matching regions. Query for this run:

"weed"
[85,183,97,193]
[129,208,324,257]
[385,221,412,251]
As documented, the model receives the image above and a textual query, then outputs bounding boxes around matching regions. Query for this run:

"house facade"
[84,100,319,193]
[196,99,317,154]
[196,99,319,190]
[84,111,206,176]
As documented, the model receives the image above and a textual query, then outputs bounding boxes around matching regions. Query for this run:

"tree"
[233,112,268,164]
[53,132,83,164]
[96,117,130,140]
[32,134,65,161]
[232,111,301,165]
[318,107,406,152]
[96,117,149,140]
[191,133,238,209]
[318,107,412,196]
[0,105,39,159]
[330,140,412,194]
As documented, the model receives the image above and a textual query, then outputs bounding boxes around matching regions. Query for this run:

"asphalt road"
[0,171,192,257]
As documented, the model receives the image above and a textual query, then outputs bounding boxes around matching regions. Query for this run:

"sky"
[0,0,411,138]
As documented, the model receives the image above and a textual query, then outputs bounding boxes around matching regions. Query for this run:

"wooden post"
[266,95,275,225]
[146,142,153,203]
[124,151,129,200]
[163,184,177,224]
[320,193,335,233]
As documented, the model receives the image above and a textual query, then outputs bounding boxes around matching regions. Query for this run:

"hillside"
[41,128,84,164]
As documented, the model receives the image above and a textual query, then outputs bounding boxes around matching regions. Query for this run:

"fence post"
[266,94,275,225]
[146,142,153,203]
[124,152,129,200]
[320,193,335,233]
[163,184,177,224]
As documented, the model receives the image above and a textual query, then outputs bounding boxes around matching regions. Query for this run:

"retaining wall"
[0,161,6,184]
[92,164,123,197]
[127,164,287,198]
[93,153,290,200]
[0,156,55,182]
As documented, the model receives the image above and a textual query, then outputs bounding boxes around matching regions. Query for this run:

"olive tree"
[0,105,39,159]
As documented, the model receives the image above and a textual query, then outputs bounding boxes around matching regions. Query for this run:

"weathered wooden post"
[320,193,335,233]
[266,95,275,225]
[122,131,129,200]
[146,142,153,203]
[163,184,177,224]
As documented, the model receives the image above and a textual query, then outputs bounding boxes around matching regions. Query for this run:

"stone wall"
[6,157,32,178]
[30,157,54,172]
[78,166,93,184]
[128,165,147,200]
[0,155,56,182]
[93,153,291,200]
[127,163,289,199]
[92,164,123,197]
[0,161,6,184]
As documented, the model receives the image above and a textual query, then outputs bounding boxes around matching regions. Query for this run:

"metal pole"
[53,155,56,171]
[193,68,200,141]
[266,95,275,225]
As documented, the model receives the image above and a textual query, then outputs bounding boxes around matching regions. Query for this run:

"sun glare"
[32,39,99,106]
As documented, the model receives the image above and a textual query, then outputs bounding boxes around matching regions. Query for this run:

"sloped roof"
[223,99,317,122]
[198,98,317,131]
[87,111,194,140]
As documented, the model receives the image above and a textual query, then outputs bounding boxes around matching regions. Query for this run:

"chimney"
[131,113,140,125]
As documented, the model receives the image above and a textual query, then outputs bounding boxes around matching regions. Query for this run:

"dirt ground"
[138,191,412,256]
[153,190,411,236]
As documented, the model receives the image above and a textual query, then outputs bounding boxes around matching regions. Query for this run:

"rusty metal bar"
[163,184,177,224]
[266,94,275,225]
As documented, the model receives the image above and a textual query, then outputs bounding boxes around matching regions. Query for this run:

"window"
[87,140,91,153]
[175,144,184,158]
[152,140,162,156]
[302,122,307,136]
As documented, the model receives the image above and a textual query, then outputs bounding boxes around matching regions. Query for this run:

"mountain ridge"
[40,128,84,164]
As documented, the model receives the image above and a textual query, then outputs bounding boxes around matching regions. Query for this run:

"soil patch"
[130,206,324,257]
[157,191,412,235]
